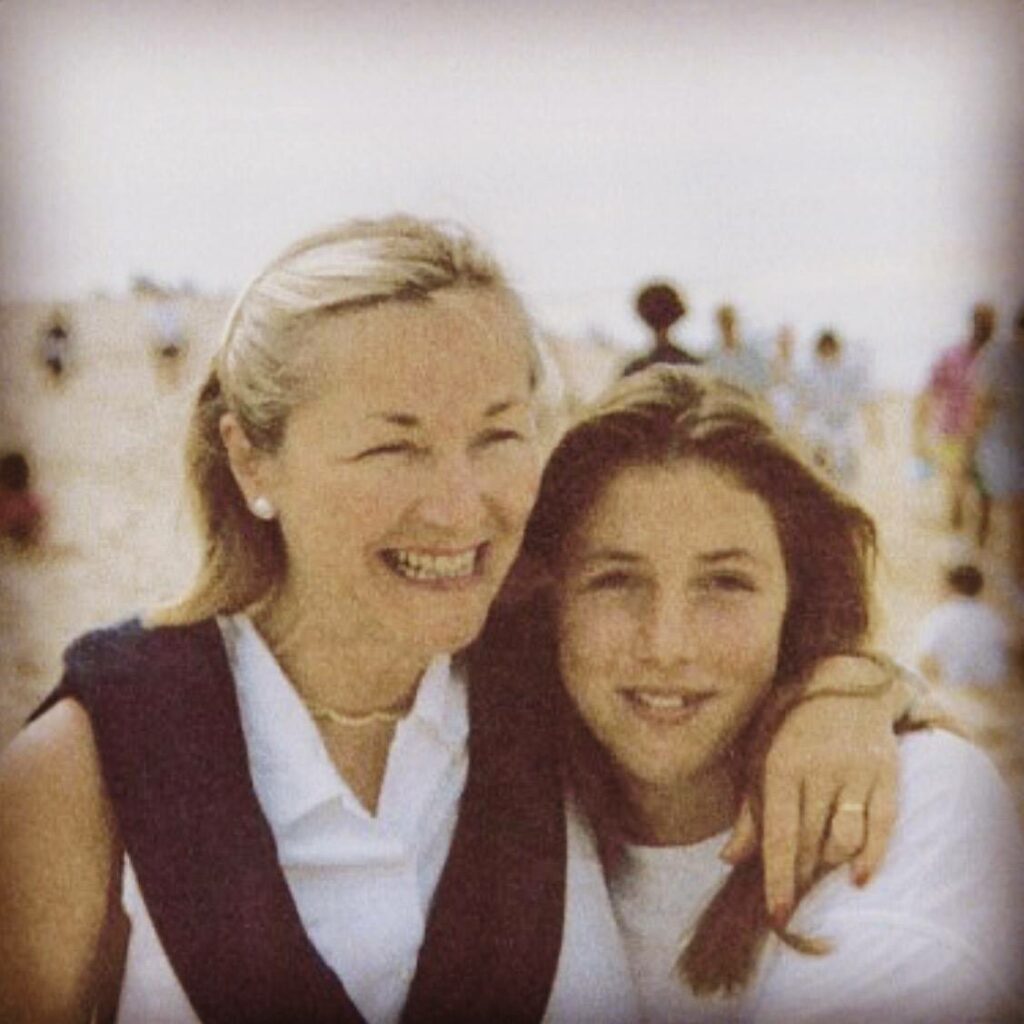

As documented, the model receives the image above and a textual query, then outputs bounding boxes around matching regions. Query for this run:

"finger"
[852,776,898,886]
[821,788,870,868]
[795,777,834,892]
[762,772,801,926]
[721,796,758,864]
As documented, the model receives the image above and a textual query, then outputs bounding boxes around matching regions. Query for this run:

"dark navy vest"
[35,618,565,1024]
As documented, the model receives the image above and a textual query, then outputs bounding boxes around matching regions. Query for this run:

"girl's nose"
[635,594,699,668]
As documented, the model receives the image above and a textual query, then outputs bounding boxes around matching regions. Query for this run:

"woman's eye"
[354,442,423,460]
[474,428,523,449]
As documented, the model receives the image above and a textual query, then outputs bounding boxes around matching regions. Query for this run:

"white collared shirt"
[115,614,469,1024]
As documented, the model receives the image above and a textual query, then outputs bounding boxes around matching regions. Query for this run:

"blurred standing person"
[799,330,877,487]
[914,563,1020,759]
[914,564,1013,690]
[767,323,800,428]
[38,308,72,381]
[704,303,771,396]
[622,281,701,377]
[971,303,1024,602]
[133,277,188,362]
[913,302,995,539]
[0,452,45,551]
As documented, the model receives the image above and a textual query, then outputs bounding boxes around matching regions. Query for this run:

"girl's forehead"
[572,461,780,553]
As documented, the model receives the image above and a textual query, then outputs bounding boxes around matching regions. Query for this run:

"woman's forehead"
[292,291,536,422]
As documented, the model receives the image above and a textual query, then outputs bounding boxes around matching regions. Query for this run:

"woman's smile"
[380,542,488,585]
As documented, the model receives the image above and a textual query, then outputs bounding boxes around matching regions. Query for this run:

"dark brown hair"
[490,364,877,995]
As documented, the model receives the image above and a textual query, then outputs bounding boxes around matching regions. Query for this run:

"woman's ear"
[219,413,275,509]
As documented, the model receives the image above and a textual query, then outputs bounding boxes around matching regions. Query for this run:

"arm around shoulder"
[0,699,124,1024]
[756,732,1024,1023]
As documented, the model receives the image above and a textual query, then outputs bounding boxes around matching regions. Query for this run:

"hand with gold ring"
[822,799,870,868]
[721,654,902,926]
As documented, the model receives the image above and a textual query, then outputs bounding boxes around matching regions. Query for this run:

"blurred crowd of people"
[622,281,1023,711]
[623,280,879,487]
[914,302,1024,603]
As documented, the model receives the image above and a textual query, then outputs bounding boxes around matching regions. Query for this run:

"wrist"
[798,653,893,701]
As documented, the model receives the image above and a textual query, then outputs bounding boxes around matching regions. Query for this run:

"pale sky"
[2,0,1022,388]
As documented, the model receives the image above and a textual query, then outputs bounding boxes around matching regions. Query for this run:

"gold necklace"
[302,695,415,728]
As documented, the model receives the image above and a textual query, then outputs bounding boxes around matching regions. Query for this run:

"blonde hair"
[154,215,544,626]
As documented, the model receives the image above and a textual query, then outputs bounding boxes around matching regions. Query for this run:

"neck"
[250,582,431,715]
[621,757,741,846]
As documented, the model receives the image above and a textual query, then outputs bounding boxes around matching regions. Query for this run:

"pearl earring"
[248,496,276,521]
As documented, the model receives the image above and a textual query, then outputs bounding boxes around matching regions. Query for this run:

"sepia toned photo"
[1,2,1023,1021]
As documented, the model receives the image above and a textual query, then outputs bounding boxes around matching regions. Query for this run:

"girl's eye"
[353,441,424,461]
[583,570,640,592]
[700,572,756,594]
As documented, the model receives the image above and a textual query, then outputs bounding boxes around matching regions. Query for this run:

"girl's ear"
[219,413,275,510]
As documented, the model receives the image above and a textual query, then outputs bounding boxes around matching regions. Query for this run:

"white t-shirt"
[562,731,1024,1024]
[115,614,469,1024]
[914,596,1012,687]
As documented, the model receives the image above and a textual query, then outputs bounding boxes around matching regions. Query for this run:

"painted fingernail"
[853,867,872,887]
[770,902,792,928]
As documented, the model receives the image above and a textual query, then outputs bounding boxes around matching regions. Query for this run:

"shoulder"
[896,729,1015,823]
[0,696,110,825]
[48,616,223,708]
[758,733,1024,1020]
[0,699,120,1019]
[62,615,220,675]
[854,731,1023,897]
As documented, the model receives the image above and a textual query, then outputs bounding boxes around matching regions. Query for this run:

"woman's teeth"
[389,547,479,581]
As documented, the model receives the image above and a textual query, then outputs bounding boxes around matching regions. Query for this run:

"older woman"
[0,218,932,1024]
[489,366,1024,1022]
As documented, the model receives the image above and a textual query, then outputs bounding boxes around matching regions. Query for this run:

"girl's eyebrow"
[698,547,778,571]
[575,547,644,567]
[698,548,756,564]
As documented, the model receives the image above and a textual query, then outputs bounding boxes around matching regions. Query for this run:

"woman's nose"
[416,453,486,530]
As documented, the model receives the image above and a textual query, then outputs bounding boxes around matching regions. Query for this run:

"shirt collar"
[219,614,467,830]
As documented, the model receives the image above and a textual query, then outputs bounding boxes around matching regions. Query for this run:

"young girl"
[491,365,1024,1023]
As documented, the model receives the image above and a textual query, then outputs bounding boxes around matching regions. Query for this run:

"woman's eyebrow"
[484,399,526,417]
[366,400,525,428]
[368,412,420,428]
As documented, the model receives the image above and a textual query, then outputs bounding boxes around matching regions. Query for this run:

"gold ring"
[836,801,866,815]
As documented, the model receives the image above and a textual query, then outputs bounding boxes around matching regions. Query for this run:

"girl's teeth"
[629,691,702,711]
[391,548,477,581]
